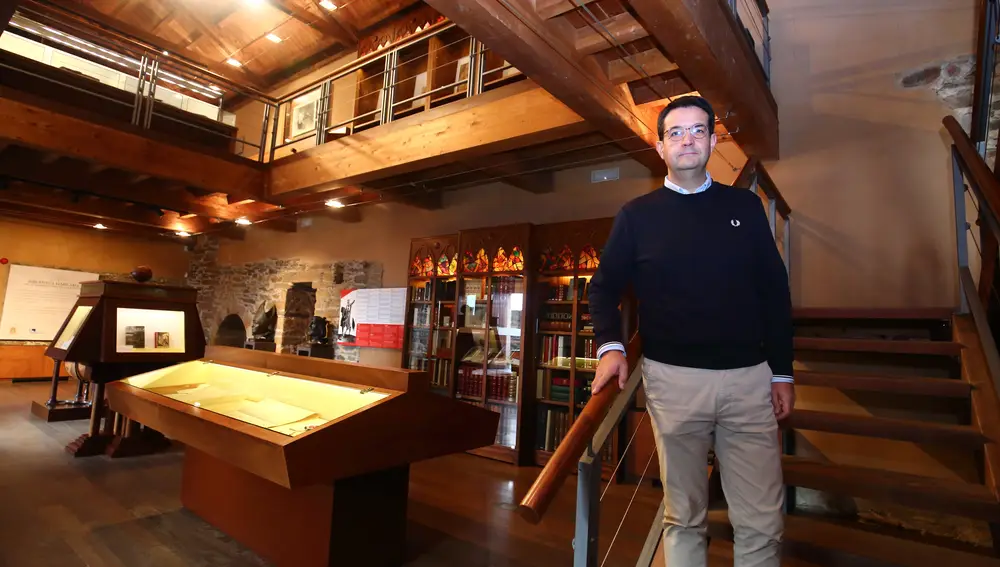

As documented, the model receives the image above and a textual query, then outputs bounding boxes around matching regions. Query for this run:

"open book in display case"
[106,345,500,567]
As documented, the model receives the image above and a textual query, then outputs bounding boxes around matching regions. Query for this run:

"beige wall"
[0,218,189,324]
[768,0,976,308]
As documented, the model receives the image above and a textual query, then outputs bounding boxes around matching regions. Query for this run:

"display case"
[37,279,205,456]
[530,218,629,475]
[107,345,498,567]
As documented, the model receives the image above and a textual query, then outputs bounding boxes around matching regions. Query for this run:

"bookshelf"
[453,223,533,464]
[530,218,627,475]
[402,235,460,394]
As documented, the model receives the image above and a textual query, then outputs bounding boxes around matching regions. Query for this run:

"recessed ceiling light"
[245,0,265,6]
[94,223,107,230]
[325,199,345,208]
[266,33,282,43]
[226,58,242,67]
[235,217,252,225]
[319,1,337,10]
[175,231,191,237]
[162,50,169,56]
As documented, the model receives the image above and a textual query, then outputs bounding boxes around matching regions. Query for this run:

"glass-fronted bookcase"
[401,220,633,469]
[402,235,459,394]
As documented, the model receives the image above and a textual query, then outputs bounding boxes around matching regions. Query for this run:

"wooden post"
[45,358,60,406]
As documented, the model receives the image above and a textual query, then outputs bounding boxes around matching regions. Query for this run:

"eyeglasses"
[665,124,709,141]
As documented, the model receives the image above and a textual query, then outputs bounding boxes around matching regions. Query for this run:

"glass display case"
[105,345,500,567]
[122,360,389,437]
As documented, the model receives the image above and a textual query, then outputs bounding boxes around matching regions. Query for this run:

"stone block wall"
[186,235,383,358]
[900,54,996,161]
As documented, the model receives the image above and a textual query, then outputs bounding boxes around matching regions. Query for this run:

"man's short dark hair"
[657,96,716,141]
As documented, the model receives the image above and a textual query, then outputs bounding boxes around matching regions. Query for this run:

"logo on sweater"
[731,219,741,227]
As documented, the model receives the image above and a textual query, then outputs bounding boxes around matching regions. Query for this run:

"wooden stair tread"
[783,456,1000,521]
[793,307,955,321]
[787,409,987,447]
[794,370,971,398]
[794,336,963,356]
[706,511,1000,567]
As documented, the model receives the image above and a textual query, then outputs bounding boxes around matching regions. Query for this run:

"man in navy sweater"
[589,95,793,567]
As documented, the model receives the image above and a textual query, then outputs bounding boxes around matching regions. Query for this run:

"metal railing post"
[762,14,771,83]
[768,198,777,238]
[315,80,331,146]
[972,0,998,156]
[268,103,280,163]
[142,59,159,129]
[468,37,482,97]
[573,450,602,567]
[130,55,148,126]
[784,215,792,277]
[381,52,397,125]
[953,146,971,314]
[258,104,271,163]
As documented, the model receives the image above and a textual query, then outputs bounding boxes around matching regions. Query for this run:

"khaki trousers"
[642,358,784,567]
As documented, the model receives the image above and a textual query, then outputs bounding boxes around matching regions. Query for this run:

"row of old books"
[543,278,591,301]
[541,335,571,365]
[487,372,519,402]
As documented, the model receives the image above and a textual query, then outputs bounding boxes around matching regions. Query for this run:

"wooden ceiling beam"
[575,12,649,57]
[423,0,664,174]
[627,70,693,105]
[269,0,357,46]
[0,88,266,200]
[0,201,193,240]
[628,0,779,158]
[535,0,598,20]
[607,48,679,84]
[0,181,215,233]
[0,0,17,30]
[0,152,274,222]
[268,80,594,198]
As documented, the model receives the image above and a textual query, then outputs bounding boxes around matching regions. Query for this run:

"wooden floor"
[5,381,992,567]
[0,380,755,567]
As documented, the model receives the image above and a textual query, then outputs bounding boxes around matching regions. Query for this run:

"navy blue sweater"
[588,182,793,377]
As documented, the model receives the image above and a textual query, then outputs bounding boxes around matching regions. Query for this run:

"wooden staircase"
[776,307,1000,559]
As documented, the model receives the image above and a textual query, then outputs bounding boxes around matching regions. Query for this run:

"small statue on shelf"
[309,316,330,345]
[251,302,278,342]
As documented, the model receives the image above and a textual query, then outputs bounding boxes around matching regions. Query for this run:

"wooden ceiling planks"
[51,0,424,90]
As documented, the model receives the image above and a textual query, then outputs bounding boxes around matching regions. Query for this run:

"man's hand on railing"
[591,350,628,395]
[771,382,795,420]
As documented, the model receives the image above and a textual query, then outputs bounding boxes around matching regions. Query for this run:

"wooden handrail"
[944,115,1000,224]
[517,331,642,525]
[734,158,791,218]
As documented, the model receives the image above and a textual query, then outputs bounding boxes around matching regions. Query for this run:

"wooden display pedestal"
[181,448,408,567]
[30,400,92,422]
[296,344,335,359]
[244,340,277,352]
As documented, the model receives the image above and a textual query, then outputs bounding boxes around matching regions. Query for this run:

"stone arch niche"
[214,314,247,347]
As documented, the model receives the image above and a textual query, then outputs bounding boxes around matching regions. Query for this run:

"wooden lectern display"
[106,345,500,567]
[40,279,206,456]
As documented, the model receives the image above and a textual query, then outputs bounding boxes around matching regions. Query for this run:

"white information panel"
[0,265,98,341]
[115,307,186,354]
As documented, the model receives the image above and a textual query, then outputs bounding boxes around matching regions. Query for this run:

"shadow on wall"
[214,314,247,347]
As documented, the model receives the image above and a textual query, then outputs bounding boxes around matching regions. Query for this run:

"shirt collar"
[663,173,713,195]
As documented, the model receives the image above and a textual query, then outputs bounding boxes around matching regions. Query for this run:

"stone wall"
[900,54,995,161]
[186,235,382,358]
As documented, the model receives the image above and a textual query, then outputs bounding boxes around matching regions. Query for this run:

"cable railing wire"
[599,448,658,567]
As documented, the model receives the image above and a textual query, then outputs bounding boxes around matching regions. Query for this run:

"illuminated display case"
[38,279,206,457]
[107,346,499,567]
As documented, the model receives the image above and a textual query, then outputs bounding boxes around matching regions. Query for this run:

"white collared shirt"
[663,173,713,194]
